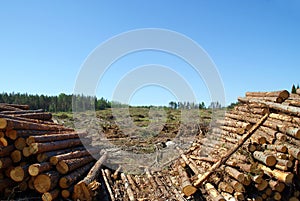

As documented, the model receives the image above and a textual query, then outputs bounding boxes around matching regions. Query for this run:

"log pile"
[99,90,300,201]
[0,103,106,200]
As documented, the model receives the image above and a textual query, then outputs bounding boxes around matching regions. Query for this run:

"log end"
[266,155,277,167]
[10,166,25,182]
[0,118,7,129]
[59,177,69,189]
[29,164,40,176]
[56,161,69,174]
[34,174,51,193]
[183,185,197,196]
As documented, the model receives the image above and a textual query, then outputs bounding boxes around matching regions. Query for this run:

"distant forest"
[0,92,112,112]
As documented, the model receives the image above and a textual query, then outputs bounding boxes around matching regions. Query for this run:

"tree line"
[0,92,112,112]
[168,101,223,109]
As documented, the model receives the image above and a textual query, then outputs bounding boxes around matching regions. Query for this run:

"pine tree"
[292,84,297,94]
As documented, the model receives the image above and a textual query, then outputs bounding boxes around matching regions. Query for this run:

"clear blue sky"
[1,0,299,106]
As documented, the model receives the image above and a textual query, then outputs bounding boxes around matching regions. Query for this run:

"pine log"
[56,155,95,174]
[0,109,43,115]
[72,152,107,201]
[0,157,13,169]
[34,170,60,193]
[253,151,277,167]
[218,181,234,194]
[0,145,14,157]
[13,112,52,121]
[26,131,86,145]
[30,138,87,154]
[238,97,300,117]
[14,137,26,150]
[269,179,285,192]
[263,144,287,153]
[0,137,8,146]
[59,162,94,189]
[101,169,115,201]
[0,178,15,192]
[9,165,29,182]
[50,148,98,165]
[42,189,60,201]
[258,164,294,183]
[10,150,22,163]
[0,117,71,131]
[194,113,269,187]
[61,186,73,199]
[121,173,135,201]
[204,182,226,201]
[0,103,30,110]
[255,179,268,191]
[221,192,237,201]
[177,164,197,196]
[285,143,300,160]
[111,165,121,180]
[28,162,52,176]
[246,90,289,99]
[36,146,85,162]
[224,166,245,183]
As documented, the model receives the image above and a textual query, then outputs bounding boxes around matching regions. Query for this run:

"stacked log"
[172,89,300,201]
[0,103,106,200]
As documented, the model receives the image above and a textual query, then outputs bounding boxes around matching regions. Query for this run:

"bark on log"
[177,164,197,196]
[59,162,94,189]
[11,150,22,163]
[0,157,12,169]
[56,155,95,174]
[50,148,98,165]
[258,164,294,183]
[30,138,87,154]
[42,188,60,201]
[72,152,107,201]
[28,162,52,176]
[33,170,60,193]
[253,151,277,167]
[193,113,269,187]
[121,173,135,201]
[0,103,29,110]
[36,146,85,162]
[101,169,115,201]
[0,145,14,157]
[26,131,86,145]
[13,112,52,121]
[204,182,225,201]
[245,90,289,99]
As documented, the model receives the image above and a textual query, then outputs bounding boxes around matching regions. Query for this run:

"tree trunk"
[50,148,98,165]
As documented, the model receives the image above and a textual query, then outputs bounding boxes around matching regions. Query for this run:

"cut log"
[56,155,95,174]
[30,138,87,154]
[59,162,94,189]
[253,151,277,167]
[9,165,29,182]
[0,145,14,157]
[0,157,13,169]
[225,166,245,183]
[34,170,60,193]
[121,173,135,201]
[218,181,234,194]
[11,150,22,163]
[177,164,197,196]
[204,182,226,201]
[0,103,29,110]
[269,179,285,192]
[101,169,115,201]
[258,164,294,183]
[28,162,52,176]
[14,137,26,150]
[193,113,269,187]
[0,137,8,146]
[112,165,122,180]
[36,146,85,162]
[14,112,52,121]
[26,131,86,145]
[42,189,60,201]
[72,152,107,201]
[61,186,73,199]
[246,90,289,99]
[50,148,98,165]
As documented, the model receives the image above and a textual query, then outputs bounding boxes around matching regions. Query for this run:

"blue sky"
[0,0,300,106]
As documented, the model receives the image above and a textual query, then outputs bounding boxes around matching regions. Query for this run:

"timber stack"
[0,103,107,201]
